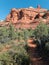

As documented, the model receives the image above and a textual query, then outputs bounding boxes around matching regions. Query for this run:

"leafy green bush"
[33,22,49,60]
[0,26,10,43]
[33,22,48,38]
[12,48,30,65]
[8,23,17,40]
[0,37,30,65]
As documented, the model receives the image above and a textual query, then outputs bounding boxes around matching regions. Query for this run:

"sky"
[0,0,49,20]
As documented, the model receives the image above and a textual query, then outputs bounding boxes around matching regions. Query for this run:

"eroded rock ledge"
[0,5,49,29]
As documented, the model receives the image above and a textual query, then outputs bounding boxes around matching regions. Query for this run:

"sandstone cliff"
[1,5,49,29]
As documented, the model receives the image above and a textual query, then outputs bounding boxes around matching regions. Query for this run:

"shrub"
[33,22,49,60]
[8,23,17,40]
[33,22,48,38]
[13,51,30,65]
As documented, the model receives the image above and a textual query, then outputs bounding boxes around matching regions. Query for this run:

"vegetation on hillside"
[33,22,49,60]
[0,22,49,65]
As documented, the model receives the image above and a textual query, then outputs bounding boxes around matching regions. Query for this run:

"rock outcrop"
[1,5,49,29]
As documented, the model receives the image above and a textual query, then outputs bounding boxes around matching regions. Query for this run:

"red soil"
[27,39,49,65]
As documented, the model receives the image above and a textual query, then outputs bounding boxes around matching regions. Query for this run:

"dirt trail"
[28,39,49,65]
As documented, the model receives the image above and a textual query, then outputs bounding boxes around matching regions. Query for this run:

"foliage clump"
[33,22,48,38]
[33,22,49,60]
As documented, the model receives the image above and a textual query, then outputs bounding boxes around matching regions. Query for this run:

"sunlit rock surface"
[1,5,49,29]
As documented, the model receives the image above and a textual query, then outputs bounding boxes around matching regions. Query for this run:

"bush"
[8,23,17,40]
[33,22,48,38]
[13,51,30,65]
[33,22,49,60]
[0,26,10,43]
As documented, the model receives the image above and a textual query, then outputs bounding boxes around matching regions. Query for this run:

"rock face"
[1,5,49,29]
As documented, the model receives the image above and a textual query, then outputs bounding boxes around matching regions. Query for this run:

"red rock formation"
[1,5,49,29]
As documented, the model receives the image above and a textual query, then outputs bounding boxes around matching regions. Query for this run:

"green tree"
[33,22,49,60]
[33,22,48,38]
[9,23,17,40]
[0,26,10,43]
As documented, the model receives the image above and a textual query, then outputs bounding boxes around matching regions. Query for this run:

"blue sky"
[0,0,49,20]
